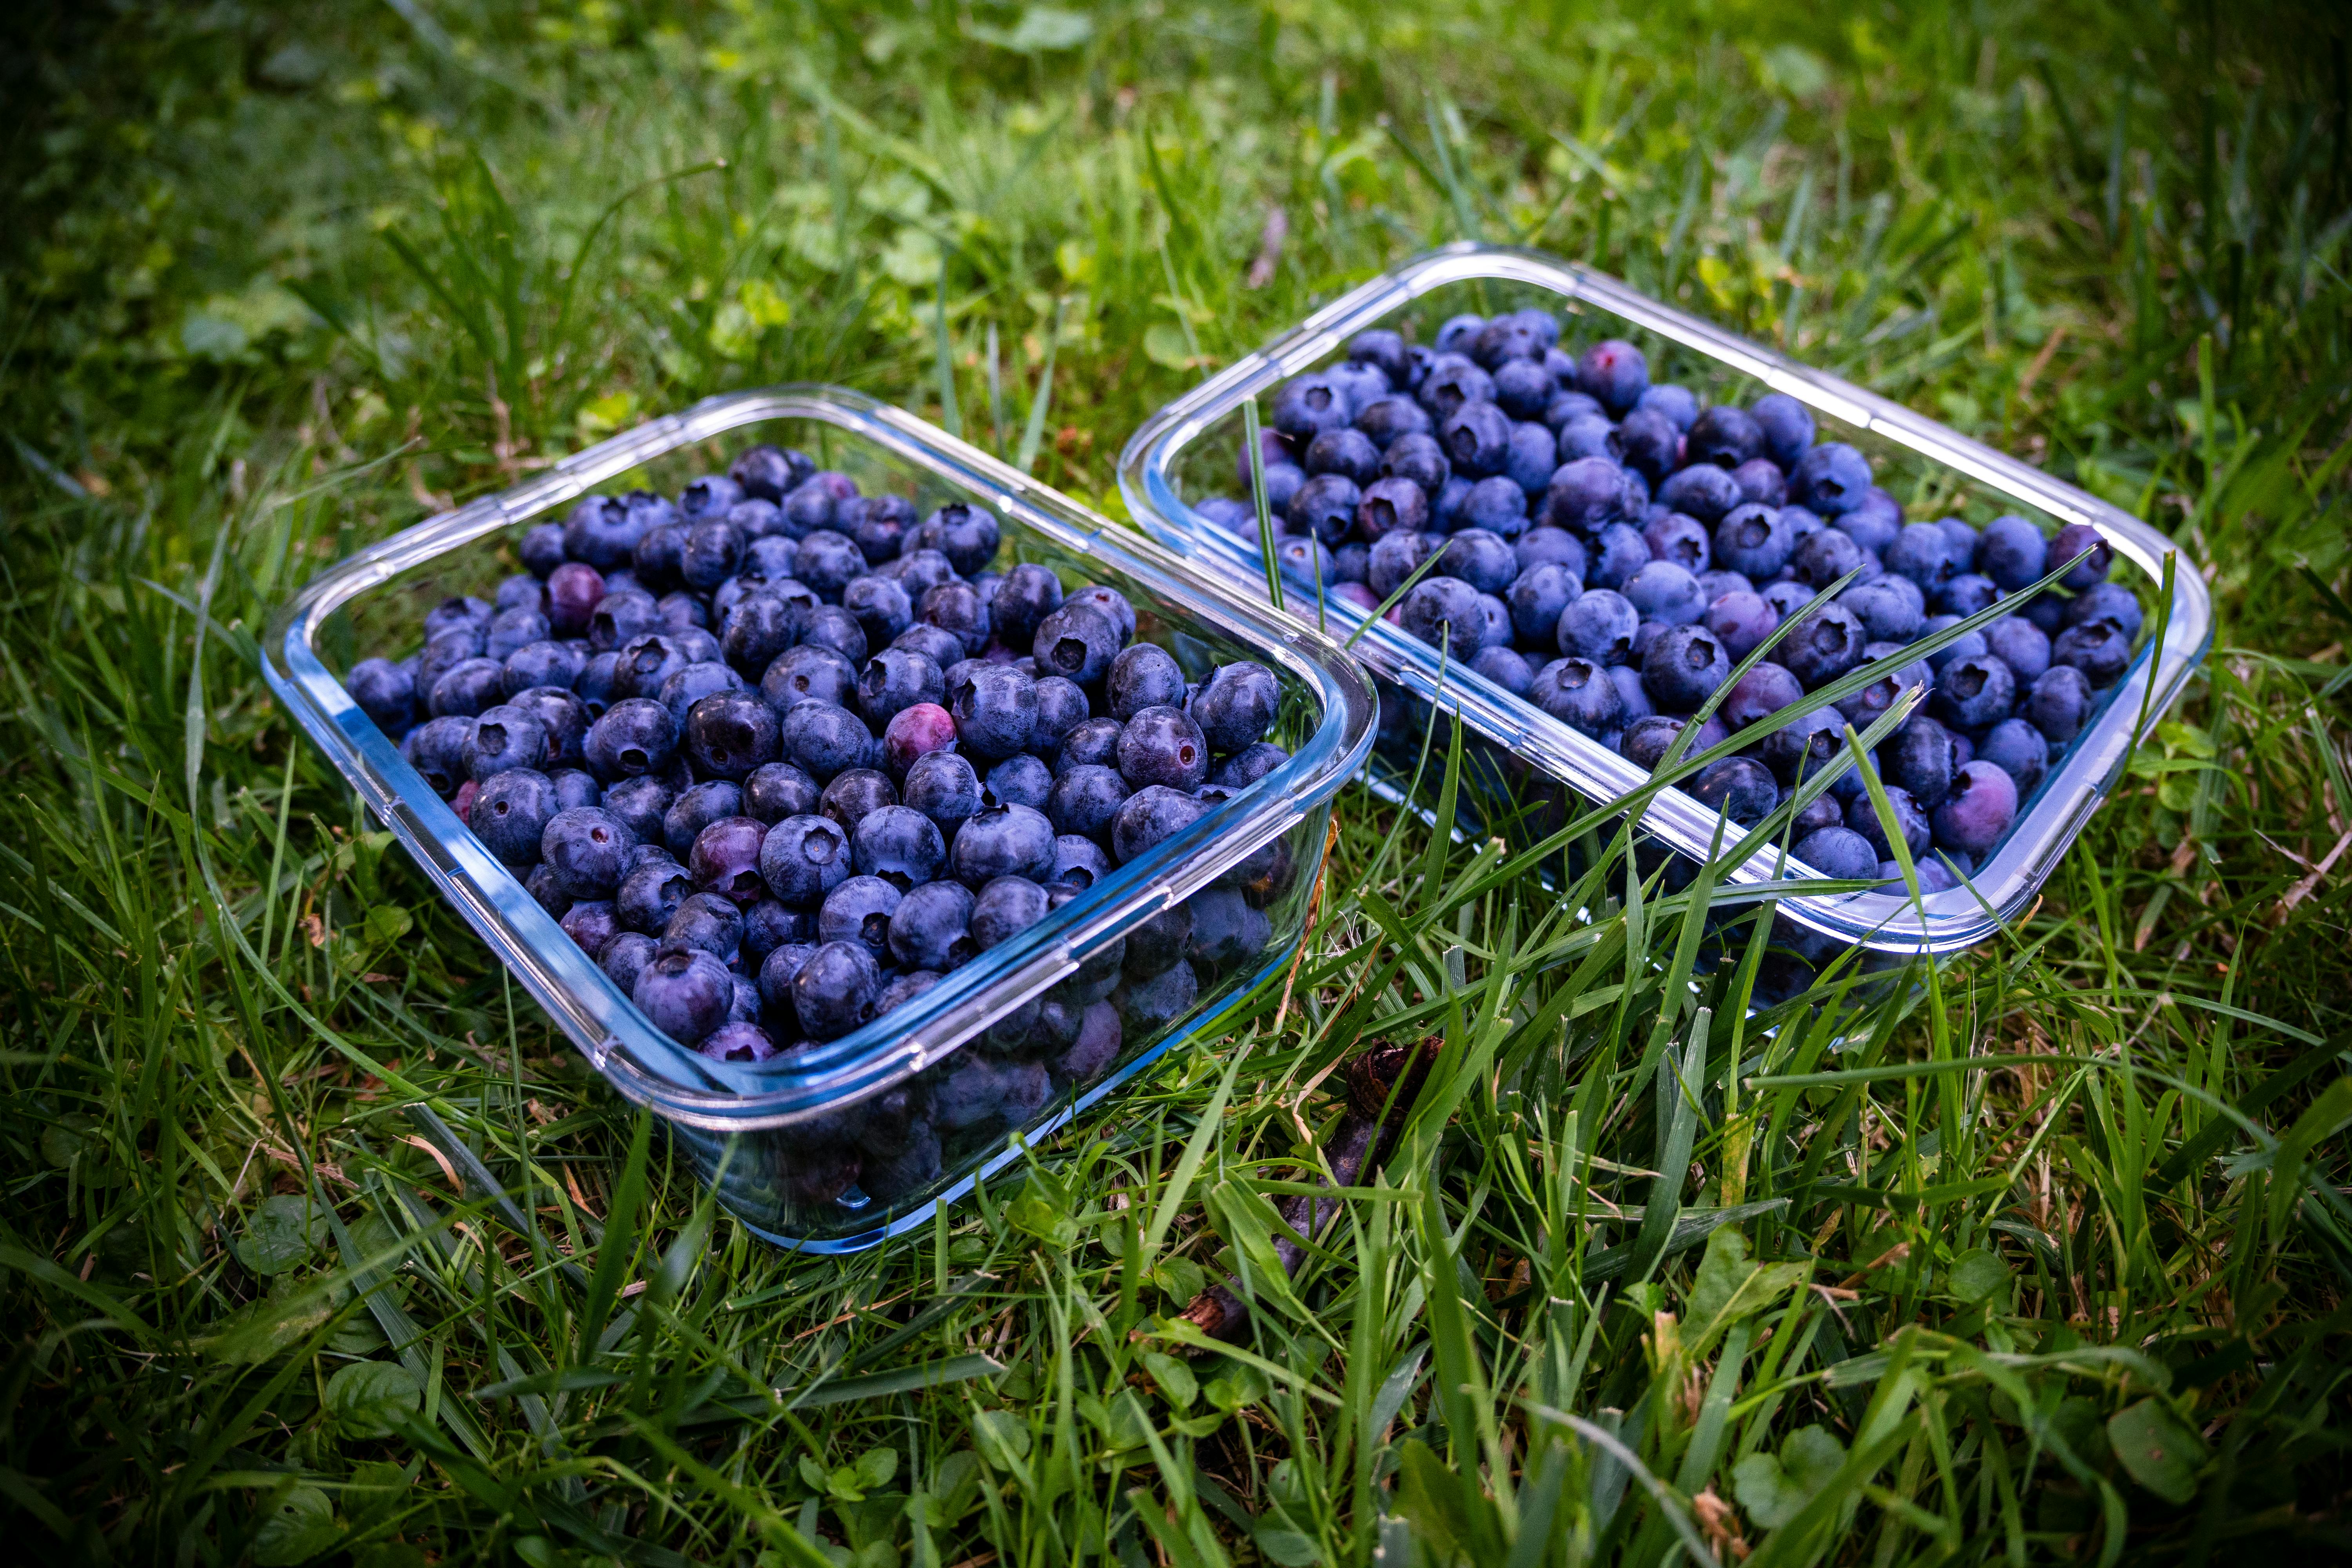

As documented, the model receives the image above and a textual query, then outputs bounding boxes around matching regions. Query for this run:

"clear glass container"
[264,387,1376,1250]
[1120,243,2210,954]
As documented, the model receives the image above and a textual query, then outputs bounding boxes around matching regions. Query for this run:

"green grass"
[4,1,2352,1563]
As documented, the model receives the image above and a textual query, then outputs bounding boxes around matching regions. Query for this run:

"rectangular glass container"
[264,387,1376,1250]
[1120,243,2211,954]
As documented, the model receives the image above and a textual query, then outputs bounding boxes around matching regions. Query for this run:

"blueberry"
[744,761,821,823]
[1641,624,1732,712]
[887,879,978,971]
[1621,562,1704,628]
[1686,405,1764,469]
[1574,339,1648,414]
[740,899,813,967]
[757,814,851,907]
[1636,383,1700,430]
[486,607,552,664]
[818,875,902,961]
[1712,502,1795,579]
[777,699,869,783]
[662,778,744,858]
[1032,602,1122,686]
[1792,442,1873,515]
[2065,581,2144,641]
[1702,590,1779,661]
[1585,524,1651,591]
[1794,826,1878,881]
[762,643,859,712]
[895,753,981,842]
[1506,562,1580,646]
[588,587,661,653]
[526,862,572,917]
[967,875,1049,951]
[1791,790,1846,835]
[1114,958,1200,1033]
[1554,412,1622,463]
[1882,523,1961,593]
[1399,577,1489,654]
[1354,475,1431,540]
[610,632,691,703]
[697,1020,782,1064]
[1303,426,1381,488]
[458,702,546,782]
[1840,575,1925,642]
[720,590,801,675]
[470,768,559,866]
[423,595,494,644]
[942,664,1032,761]
[1691,756,1778,826]
[1621,715,1710,770]
[841,573,914,649]
[649,659,740,731]
[1381,432,1450,495]
[1368,531,1440,599]
[1530,656,1626,739]
[687,815,769,905]
[599,930,659,996]
[1720,662,1805,730]
[1635,513,1706,576]
[521,522,568,576]
[1273,372,1354,438]
[849,803,946,891]
[428,657,506,719]
[1110,785,1209,865]
[1471,645,1534,697]
[1461,475,1534,538]
[796,603,868,665]
[1544,456,1639,532]
[1114,705,1209,792]
[2051,619,2131,688]
[631,522,687,590]
[1557,588,1639,664]
[1747,393,1815,469]
[1489,357,1557,420]
[1845,784,1930,861]
[844,649,936,732]
[617,854,693,933]
[1936,573,2001,617]
[1883,715,1963,808]
[1754,707,1846,786]
[951,803,1056,885]
[559,900,622,960]
[583,697,677,781]
[790,941,881,1041]
[1418,357,1497,422]
[1210,742,1288,791]
[1931,653,2016,730]
[1931,761,2018,858]
[1780,604,1867,690]
[1654,463,1742,526]
[818,768,898,837]
[728,444,813,504]
[1976,515,2048,591]
[542,806,637,898]
[1049,717,1121,777]
[670,689,775,783]
[2048,523,2113,590]
[1286,474,1361,546]
[1977,717,2052,797]
[1606,662,1654,720]
[755,940,818,1013]
[788,530,865,602]
[1699,569,1755,601]
[1050,834,1115,890]
[348,655,419,734]
[666,889,746,959]
[1835,501,1910,562]
[600,775,675,846]
[1615,407,1681,483]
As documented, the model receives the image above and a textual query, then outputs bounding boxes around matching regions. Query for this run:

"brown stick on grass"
[1178,1035,1444,1344]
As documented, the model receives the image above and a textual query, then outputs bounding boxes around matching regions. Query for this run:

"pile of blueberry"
[1196,309,2141,887]
[345,443,1292,1207]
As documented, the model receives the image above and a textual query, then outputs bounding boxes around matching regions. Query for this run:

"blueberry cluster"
[346,444,1293,1207]
[1198,309,2140,886]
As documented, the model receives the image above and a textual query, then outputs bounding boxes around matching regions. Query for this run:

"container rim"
[263,385,1376,1128]
[1118,241,2213,953]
